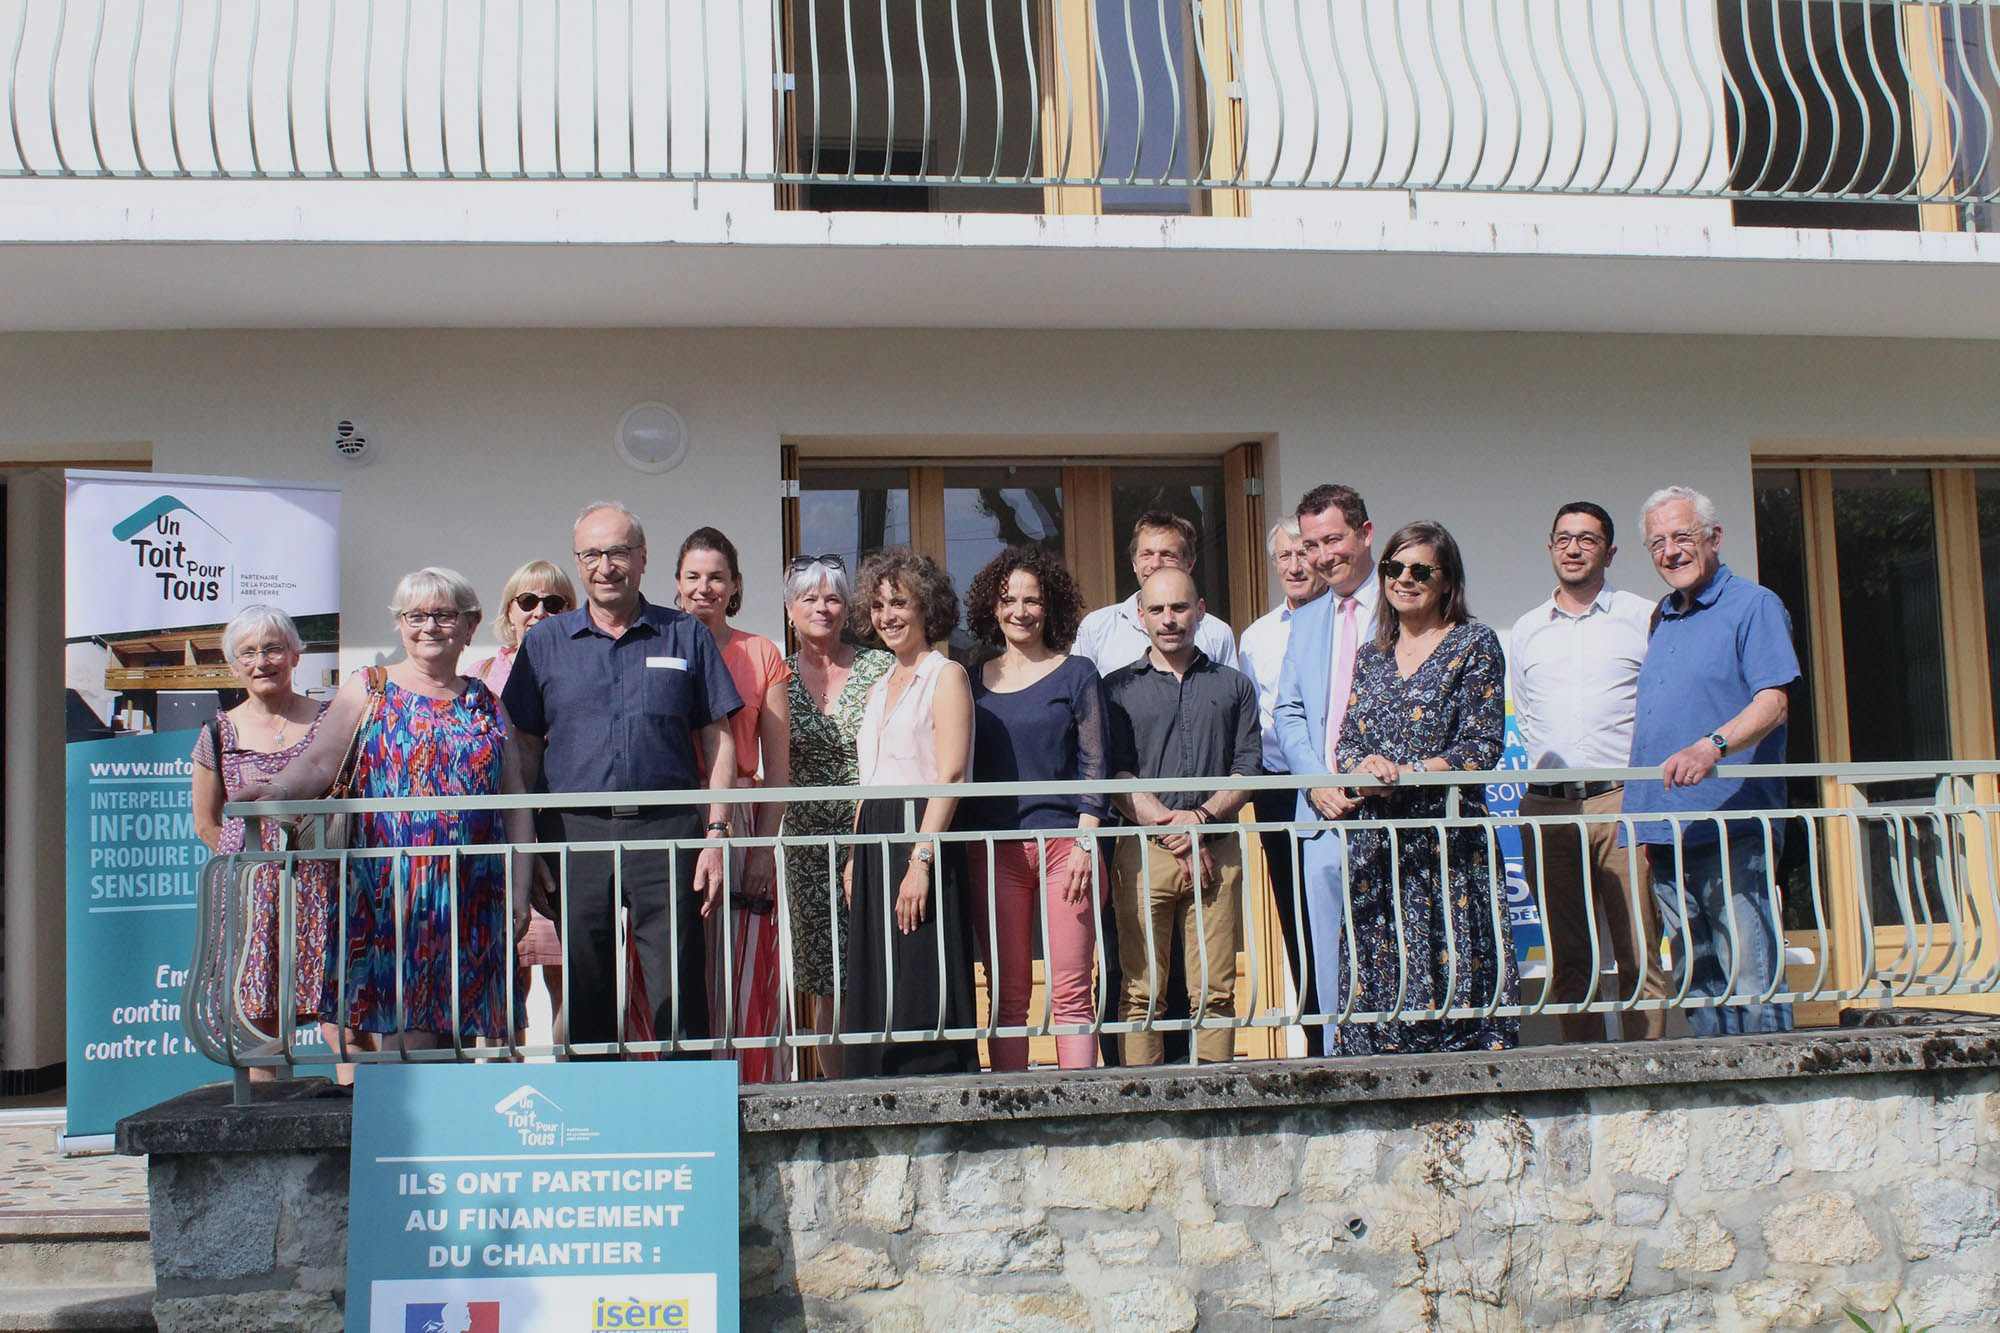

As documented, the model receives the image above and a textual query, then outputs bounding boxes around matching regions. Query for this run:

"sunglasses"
[513,592,570,614]
[1379,559,1440,584]
[787,553,847,575]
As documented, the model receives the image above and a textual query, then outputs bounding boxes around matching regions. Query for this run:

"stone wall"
[120,1026,2000,1332]
[743,1072,2000,1330]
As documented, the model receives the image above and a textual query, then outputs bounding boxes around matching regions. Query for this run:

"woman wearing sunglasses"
[676,527,793,1082]
[466,560,576,696]
[466,560,577,1043]
[1326,520,1517,1055]
[778,552,890,1077]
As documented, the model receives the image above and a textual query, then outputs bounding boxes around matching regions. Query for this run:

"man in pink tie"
[1272,485,1379,1049]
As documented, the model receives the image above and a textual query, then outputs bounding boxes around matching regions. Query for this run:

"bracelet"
[705,821,731,835]
[1193,805,1216,824]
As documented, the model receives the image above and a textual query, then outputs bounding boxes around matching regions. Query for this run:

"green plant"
[1845,1300,1934,1333]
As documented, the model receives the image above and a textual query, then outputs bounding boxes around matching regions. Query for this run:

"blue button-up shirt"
[1625,564,1800,844]
[501,598,743,794]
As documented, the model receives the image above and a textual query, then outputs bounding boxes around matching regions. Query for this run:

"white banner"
[66,472,342,640]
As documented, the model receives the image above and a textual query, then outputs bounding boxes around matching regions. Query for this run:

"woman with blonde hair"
[465,559,577,1041]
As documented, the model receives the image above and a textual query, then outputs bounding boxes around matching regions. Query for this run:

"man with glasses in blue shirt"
[1625,485,1800,1035]
[503,501,743,1057]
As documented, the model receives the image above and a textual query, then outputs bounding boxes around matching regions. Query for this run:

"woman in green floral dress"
[781,555,892,1076]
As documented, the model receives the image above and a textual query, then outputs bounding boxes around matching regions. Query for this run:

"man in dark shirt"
[1103,568,1262,1066]
[503,501,742,1056]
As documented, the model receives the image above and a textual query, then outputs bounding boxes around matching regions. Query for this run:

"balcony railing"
[189,761,2000,1085]
[4,1,1999,220]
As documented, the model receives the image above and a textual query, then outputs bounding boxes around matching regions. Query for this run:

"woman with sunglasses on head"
[779,553,890,1077]
[465,560,577,1044]
[961,546,1108,1071]
[236,569,539,1054]
[1324,521,1517,1055]
[676,527,793,1082]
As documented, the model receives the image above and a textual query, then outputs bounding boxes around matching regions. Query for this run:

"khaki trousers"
[1519,788,1668,1042]
[1113,832,1242,1065]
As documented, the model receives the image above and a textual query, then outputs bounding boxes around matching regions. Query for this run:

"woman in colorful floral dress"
[244,568,539,1049]
[1330,520,1517,1055]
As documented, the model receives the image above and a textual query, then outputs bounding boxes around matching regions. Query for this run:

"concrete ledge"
[117,1022,2000,1153]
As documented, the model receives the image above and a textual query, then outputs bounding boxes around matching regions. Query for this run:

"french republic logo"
[403,1301,499,1333]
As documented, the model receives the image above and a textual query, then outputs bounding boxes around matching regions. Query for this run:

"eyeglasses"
[1379,559,1438,584]
[399,609,462,629]
[232,645,291,664]
[513,591,570,615]
[575,545,639,568]
[1646,528,1708,555]
[1549,532,1606,551]
[787,553,846,575]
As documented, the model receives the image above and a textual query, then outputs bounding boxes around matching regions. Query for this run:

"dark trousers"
[550,809,709,1057]
[1252,785,1324,1057]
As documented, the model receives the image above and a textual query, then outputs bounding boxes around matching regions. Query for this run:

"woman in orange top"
[676,527,793,1081]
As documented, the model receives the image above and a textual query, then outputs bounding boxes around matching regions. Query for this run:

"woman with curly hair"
[840,548,979,1076]
[961,547,1109,1070]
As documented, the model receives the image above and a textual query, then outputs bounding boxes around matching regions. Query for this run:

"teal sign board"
[64,729,216,1136]
[347,1063,740,1333]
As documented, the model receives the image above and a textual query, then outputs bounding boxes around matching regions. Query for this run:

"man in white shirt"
[1507,500,1668,1042]
[1236,516,1326,1051]
[1074,510,1238,674]
[1272,484,1379,1043]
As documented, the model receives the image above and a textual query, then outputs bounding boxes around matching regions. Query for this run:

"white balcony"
[3,1,2000,335]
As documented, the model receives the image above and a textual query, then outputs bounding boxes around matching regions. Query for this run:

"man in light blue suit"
[1273,484,1378,1049]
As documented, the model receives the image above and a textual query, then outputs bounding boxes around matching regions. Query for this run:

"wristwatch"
[911,844,935,866]
[1705,731,1728,756]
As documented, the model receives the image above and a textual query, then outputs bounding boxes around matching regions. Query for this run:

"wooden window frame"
[1760,457,2000,1018]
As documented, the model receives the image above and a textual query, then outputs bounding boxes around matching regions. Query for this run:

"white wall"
[5,327,2000,660]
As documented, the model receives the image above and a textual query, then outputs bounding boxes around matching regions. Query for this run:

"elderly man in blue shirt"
[1625,485,1800,1035]
[504,501,743,1057]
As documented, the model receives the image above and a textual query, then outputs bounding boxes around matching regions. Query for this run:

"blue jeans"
[1648,833,1794,1035]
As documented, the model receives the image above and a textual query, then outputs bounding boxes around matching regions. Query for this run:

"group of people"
[191,479,1799,1083]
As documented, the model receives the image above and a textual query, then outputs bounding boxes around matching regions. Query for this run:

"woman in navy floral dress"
[1330,520,1517,1054]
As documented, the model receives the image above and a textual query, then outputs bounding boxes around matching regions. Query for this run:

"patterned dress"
[1332,621,1518,1055]
[780,647,892,996]
[329,676,516,1038]
[192,709,333,1021]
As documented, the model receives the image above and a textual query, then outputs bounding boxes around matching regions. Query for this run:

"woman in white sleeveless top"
[840,549,979,1077]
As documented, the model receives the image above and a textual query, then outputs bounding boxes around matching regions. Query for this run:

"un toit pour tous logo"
[111,495,231,605]
[492,1084,598,1150]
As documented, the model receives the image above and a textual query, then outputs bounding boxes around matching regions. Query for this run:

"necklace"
[269,712,290,745]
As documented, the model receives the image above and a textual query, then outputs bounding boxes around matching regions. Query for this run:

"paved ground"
[0,1113,147,1218]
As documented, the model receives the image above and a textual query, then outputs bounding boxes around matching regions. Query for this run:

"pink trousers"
[970,837,1103,1070]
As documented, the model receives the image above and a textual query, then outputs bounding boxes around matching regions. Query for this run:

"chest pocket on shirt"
[641,657,694,718]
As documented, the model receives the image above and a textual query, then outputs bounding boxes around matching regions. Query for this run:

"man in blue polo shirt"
[1626,485,1800,1035]
[503,501,742,1056]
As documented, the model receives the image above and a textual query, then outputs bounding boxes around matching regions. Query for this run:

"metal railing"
[4,1,1999,217]
[187,760,2000,1083]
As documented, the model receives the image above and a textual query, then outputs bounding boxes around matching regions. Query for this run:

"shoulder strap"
[205,716,228,798]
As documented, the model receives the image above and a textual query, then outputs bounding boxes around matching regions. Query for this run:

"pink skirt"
[516,908,562,967]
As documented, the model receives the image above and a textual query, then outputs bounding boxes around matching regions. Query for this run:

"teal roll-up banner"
[63,470,341,1138]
